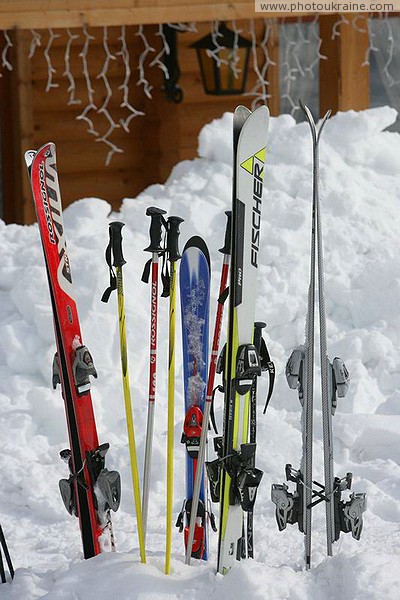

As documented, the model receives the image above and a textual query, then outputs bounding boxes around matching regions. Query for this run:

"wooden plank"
[0,4,312,29]
[320,13,370,115]
[57,168,151,207]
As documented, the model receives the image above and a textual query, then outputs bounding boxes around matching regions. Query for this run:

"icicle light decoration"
[118,25,145,134]
[64,28,81,105]
[76,25,99,137]
[246,19,274,109]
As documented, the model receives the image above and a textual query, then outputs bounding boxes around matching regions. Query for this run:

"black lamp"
[190,23,252,96]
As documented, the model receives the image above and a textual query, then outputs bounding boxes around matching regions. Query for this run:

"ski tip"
[182,236,211,271]
[24,150,37,172]
[235,105,251,118]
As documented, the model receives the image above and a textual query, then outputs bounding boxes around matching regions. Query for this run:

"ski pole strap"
[219,210,232,255]
[262,341,275,414]
[141,258,152,284]
[101,221,126,303]
[210,385,223,434]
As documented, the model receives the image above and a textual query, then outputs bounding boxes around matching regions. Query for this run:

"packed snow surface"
[1,106,400,599]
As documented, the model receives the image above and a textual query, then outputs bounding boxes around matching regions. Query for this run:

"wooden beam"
[0,1,316,29]
[1,29,35,224]
[319,14,370,115]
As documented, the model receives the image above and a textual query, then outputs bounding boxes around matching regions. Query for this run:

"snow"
[1,106,400,598]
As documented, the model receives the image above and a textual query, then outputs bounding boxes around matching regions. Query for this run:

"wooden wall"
[1,21,272,223]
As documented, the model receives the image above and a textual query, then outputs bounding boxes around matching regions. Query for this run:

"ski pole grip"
[109,221,127,268]
[167,216,184,262]
[144,206,167,253]
[254,321,266,353]
[219,210,232,255]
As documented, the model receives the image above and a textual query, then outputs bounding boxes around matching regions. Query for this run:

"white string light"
[331,14,349,39]
[383,13,400,87]
[29,29,41,59]
[361,16,378,68]
[64,28,81,105]
[0,30,13,75]
[136,25,155,98]
[118,25,144,133]
[149,24,170,78]
[96,26,123,166]
[246,19,273,109]
[280,20,300,115]
[304,16,327,78]
[76,25,99,137]
[44,28,60,92]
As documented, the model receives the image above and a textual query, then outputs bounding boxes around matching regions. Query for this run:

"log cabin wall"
[0,21,269,224]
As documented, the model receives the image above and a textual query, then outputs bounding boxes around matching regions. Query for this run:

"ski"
[185,211,231,566]
[176,236,211,560]
[216,105,270,575]
[271,103,366,569]
[25,143,120,559]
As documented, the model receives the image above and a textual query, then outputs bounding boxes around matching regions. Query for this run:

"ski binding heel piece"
[271,483,297,531]
[285,346,305,395]
[334,473,366,541]
[95,469,121,513]
[340,493,366,540]
[72,345,98,395]
[235,344,261,394]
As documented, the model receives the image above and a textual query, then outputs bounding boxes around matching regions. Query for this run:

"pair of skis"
[271,103,366,568]
[26,143,121,559]
[184,106,274,573]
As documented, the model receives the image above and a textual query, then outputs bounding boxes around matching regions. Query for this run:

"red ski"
[25,142,120,558]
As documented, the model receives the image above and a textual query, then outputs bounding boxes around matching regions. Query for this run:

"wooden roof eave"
[0,0,318,30]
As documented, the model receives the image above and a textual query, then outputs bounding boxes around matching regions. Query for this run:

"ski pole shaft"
[142,207,166,541]
[109,222,146,564]
[165,216,183,575]
[185,211,231,566]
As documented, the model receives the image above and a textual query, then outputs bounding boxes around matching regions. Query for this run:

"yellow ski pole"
[165,216,184,575]
[101,221,146,564]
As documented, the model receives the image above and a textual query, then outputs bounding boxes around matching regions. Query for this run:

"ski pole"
[142,207,167,542]
[185,211,231,566]
[101,222,146,564]
[165,216,184,575]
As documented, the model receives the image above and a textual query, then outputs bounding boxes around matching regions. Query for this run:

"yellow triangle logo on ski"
[240,146,266,177]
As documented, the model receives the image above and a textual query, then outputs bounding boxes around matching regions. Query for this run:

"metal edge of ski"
[165,215,184,575]
[177,235,211,561]
[217,104,270,575]
[101,222,146,564]
[185,211,231,566]
[271,103,366,569]
[25,143,121,559]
